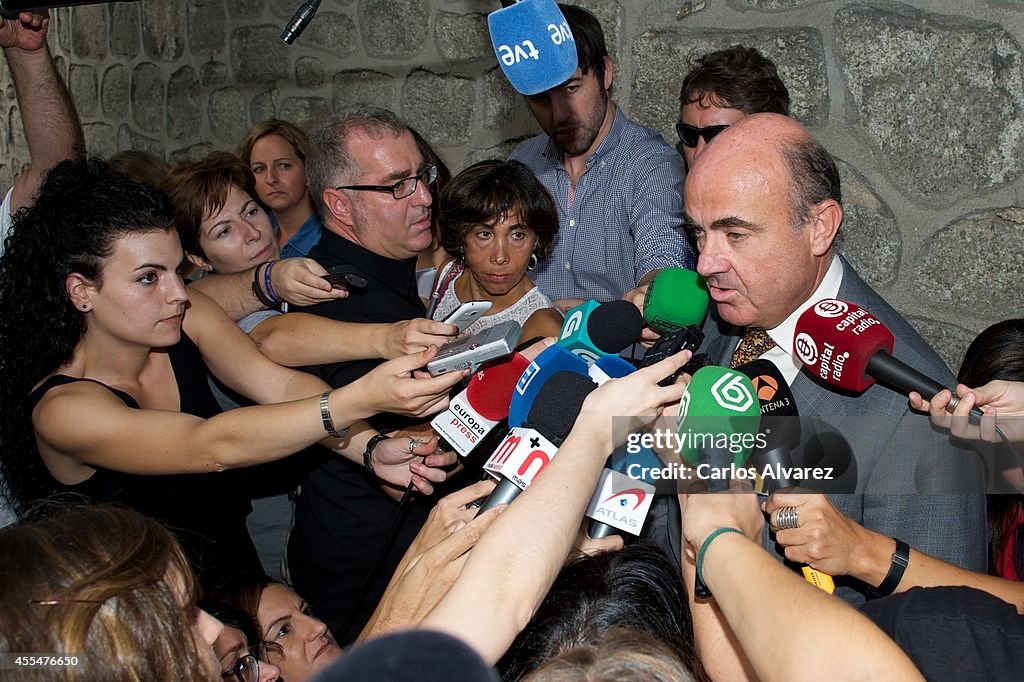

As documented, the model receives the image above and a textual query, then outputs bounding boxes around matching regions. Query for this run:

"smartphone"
[640,326,705,386]
[426,320,523,377]
[442,300,493,333]
[322,265,368,291]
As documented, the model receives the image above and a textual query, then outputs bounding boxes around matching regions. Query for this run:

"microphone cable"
[280,0,320,44]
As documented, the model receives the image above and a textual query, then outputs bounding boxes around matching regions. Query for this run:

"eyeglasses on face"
[676,123,730,148]
[335,164,438,200]
[222,653,260,682]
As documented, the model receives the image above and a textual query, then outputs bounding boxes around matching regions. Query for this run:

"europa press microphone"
[793,299,984,425]
[735,359,836,594]
[431,353,531,459]
[489,0,578,96]
[557,299,645,366]
[0,0,135,16]
[477,371,597,514]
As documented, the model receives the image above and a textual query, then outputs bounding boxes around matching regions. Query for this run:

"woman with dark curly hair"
[0,159,464,587]
[430,160,563,339]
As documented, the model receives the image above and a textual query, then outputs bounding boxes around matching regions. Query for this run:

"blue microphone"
[558,300,644,366]
[509,344,589,428]
[487,0,579,96]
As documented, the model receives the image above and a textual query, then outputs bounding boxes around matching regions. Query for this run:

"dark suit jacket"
[643,256,987,605]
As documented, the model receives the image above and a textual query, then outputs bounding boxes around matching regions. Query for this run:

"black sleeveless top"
[26,332,262,588]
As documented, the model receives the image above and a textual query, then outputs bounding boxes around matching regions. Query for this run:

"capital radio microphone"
[431,353,530,458]
[793,299,983,424]
[558,299,644,365]
[735,359,835,594]
[488,0,578,95]
[478,371,597,514]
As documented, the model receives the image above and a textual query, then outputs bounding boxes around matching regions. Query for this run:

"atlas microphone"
[557,299,644,365]
[477,371,596,514]
[793,299,984,424]
[735,359,836,594]
[280,0,320,44]
[0,0,135,17]
[488,0,578,95]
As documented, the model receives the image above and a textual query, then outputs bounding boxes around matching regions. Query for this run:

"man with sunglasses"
[509,5,694,310]
[286,105,459,645]
[678,45,791,169]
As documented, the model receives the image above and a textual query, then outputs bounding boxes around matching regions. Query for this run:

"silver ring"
[407,437,422,454]
[776,506,799,530]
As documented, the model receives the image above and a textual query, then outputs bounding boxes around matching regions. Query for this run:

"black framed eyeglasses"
[222,653,260,682]
[335,164,438,200]
[676,123,730,148]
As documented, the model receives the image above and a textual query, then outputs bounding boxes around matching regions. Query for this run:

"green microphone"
[643,268,710,332]
[676,365,761,477]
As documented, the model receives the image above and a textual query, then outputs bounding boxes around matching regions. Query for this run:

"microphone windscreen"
[526,371,597,442]
[643,268,710,332]
[588,300,644,353]
[676,365,761,466]
[487,0,578,95]
[466,353,531,421]
[794,299,894,393]
[735,358,801,451]
[510,344,590,427]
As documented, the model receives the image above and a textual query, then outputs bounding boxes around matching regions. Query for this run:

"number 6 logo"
[710,372,754,412]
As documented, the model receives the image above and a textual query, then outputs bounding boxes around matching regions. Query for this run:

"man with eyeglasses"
[677,45,791,170]
[509,5,694,310]
[286,105,457,644]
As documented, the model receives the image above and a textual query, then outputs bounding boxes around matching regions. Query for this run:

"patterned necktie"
[730,328,776,368]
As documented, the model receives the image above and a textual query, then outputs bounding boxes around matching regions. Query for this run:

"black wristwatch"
[870,537,910,597]
[363,433,391,477]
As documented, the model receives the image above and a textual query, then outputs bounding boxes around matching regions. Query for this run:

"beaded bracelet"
[695,527,744,598]
[263,259,282,304]
[252,261,276,307]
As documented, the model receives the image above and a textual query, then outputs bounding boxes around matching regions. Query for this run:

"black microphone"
[735,359,801,492]
[280,0,320,45]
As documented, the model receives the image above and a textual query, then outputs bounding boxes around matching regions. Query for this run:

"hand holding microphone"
[910,380,1024,444]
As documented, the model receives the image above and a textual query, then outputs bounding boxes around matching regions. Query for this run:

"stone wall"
[3,0,1024,369]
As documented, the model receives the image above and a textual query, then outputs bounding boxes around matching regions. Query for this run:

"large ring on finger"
[407,437,422,454]
[776,506,799,530]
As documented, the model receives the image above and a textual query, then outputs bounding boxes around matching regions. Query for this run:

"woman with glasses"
[429,160,563,339]
[236,119,323,259]
[0,159,463,588]
[204,600,281,682]
[1,503,224,681]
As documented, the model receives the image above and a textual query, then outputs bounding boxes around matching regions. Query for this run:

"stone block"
[742,0,818,8]
[109,2,141,58]
[332,70,396,110]
[833,159,901,289]
[360,0,428,58]
[82,122,115,159]
[53,8,72,54]
[189,0,227,56]
[117,124,164,157]
[296,57,328,89]
[251,89,280,122]
[630,28,827,144]
[303,11,357,57]
[435,11,491,63]
[142,0,186,60]
[835,4,1024,201]
[130,62,165,135]
[401,70,476,146]
[913,208,1024,319]
[481,67,526,130]
[8,105,26,156]
[170,143,217,164]
[209,87,250,145]
[563,0,623,63]
[201,62,230,88]
[906,316,976,375]
[279,97,332,131]
[68,64,98,118]
[231,25,292,84]
[235,0,265,19]
[464,135,532,167]
[101,64,129,119]
[71,4,107,58]
[167,66,202,143]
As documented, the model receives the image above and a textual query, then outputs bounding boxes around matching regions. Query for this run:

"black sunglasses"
[676,123,730,148]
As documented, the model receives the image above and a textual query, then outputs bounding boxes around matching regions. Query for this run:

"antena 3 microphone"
[794,299,984,424]
[488,0,578,95]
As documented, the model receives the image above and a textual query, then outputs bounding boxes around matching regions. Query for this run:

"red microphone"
[793,299,983,423]
[431,353,530,458]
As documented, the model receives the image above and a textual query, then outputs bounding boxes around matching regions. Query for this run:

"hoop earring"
[527,252,538,271]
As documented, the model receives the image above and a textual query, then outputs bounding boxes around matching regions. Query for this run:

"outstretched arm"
[2,11,85,214]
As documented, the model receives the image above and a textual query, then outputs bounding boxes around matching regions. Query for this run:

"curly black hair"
[0,158,175,514]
